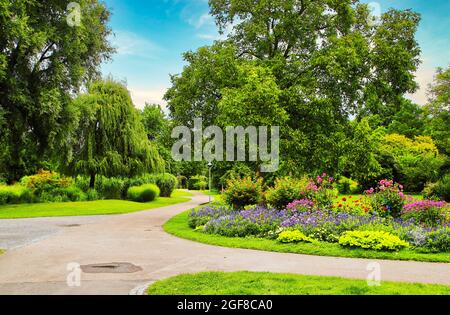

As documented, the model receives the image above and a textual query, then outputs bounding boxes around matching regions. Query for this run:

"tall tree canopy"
[165,0,422,177]
[0,0,113,182]
[67,80,163,188]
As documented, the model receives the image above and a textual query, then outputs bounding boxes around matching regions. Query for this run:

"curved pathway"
[0,191,449,295]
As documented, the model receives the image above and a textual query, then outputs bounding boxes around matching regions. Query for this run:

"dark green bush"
[127,184,160,202]
[154,173,177,197]
[187,175,208,190]
[423,174,450,202]
[39,186,86,202]
[95,176,126,199]
[177,175,187,188]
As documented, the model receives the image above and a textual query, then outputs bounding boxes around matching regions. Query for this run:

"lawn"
[0,190,191,219]
[164,210,450,263]
[147,271,450,295]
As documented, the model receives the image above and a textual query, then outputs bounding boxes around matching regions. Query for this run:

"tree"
[0,0,114,182]
[340,118,383,186]
[386,100,424,138]
[67,80,163,188]
[423,66,450,156]
[165,0,422,177]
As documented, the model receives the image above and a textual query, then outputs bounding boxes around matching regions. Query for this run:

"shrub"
[419,228,450,253]
[177,176,187,189]
[277,230,314,243]
[95,176,126,199]
[187,175,208,190]
[0,185,35,204]
[266,177,310,209]
[86,189,101,201]
[423,174,450,202]
[223,177,264,210]
[127,184,160,202]
[338,230,409,251]
[21,170,73,196]
[365,180,406,218]
[154,173,178,197]
[39,186,87,203]
[402,200,449,227]
[335,176,360,195]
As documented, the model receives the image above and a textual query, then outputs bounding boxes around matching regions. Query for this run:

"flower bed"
[188,179,449,254]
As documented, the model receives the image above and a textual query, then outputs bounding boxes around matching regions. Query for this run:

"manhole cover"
[80,262,142,274]
[59,224,81,228]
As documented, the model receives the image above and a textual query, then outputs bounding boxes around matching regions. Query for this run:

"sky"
[101,0,450,109]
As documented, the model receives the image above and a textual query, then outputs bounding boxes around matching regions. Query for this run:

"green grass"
[164,210,450,263]
[148,271,450,295]
[0,194,191,219]
[0,249,4,256]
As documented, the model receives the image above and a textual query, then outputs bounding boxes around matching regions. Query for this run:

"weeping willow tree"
[68,79,164,187]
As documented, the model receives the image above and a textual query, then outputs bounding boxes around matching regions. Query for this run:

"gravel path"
[0,192,449,295]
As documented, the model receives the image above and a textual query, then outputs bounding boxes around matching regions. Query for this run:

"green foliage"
[94,176,126,199]
[335,177,361,195]
[21,170,71,191]
[378,134,445,192]
[0,0,114,182]
[420,228,450,253]
[423,66,450,155]
[187,175,208,190]
[127,184,160,203]
[423,174,450,202]
[39,186,86,203]
[277,230,314,244]
[266,177,311,210]
[68,79,163,187]
[339,230,409,251]
[223,177,264,210]
[153,173,178,197]
[0,185,34,205]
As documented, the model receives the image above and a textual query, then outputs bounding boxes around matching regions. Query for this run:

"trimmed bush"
[187,175,208,190]
[223,177,264,210]
[127,184,160,202]
[154,173,178,197]
[339,230,409,251]
[177,176,187,189]
[277,230,314,243]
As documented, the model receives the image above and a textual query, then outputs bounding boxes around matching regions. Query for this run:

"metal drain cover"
[81,262,142,274]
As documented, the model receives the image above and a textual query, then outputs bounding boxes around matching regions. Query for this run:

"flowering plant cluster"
[402,200,449,227]
[189,203,449,252]
[365,179,406,218]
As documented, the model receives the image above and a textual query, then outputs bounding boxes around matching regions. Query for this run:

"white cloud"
[406,63,436,105]
[109,30,161,59]
[189,13,214,29]
[128,86,168,110]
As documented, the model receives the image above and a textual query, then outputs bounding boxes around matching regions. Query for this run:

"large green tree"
[165,0,421,178]
[0,0,113,182]
[68,80,163,188]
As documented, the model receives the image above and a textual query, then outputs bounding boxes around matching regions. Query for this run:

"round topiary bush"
[127,184,160,202]
[155,173,178,197]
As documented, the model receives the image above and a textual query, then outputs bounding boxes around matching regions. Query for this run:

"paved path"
[0,192,449,295]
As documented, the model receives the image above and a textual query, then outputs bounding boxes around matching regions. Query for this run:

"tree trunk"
[89,173,96,189]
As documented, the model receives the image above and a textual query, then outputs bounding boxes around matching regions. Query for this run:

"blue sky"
[101,0,450,108]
